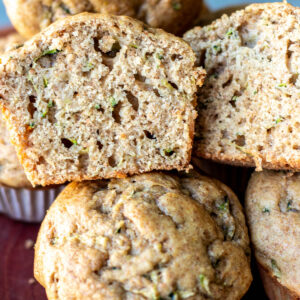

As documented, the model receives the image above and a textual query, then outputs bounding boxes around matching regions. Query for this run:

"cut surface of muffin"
[184,2,300,171]
[35,171,252,300]
[246,170,300,298]
[0,13,205,186]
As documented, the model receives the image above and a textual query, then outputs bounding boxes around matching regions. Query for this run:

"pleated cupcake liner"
[0,184,65,223]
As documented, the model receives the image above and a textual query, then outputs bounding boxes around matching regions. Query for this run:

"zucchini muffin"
[34,171,252,299]
[246,170,300,299]
[4,0,204,38]
[0,13,205,187]
[0,33,64,222]
[0,33,28,187]
[184,2,300,171]
[0,113,30,188]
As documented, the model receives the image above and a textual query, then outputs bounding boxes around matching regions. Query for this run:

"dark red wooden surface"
[0,215,47,300]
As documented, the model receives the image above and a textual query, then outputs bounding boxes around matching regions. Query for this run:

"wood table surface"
[0,215,47,300]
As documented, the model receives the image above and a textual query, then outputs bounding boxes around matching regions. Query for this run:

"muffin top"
[246,170,300,296]
[35,171,251,300]
[0,33,31,188]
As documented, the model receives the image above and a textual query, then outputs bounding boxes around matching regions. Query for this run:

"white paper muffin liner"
[0,184,65,223]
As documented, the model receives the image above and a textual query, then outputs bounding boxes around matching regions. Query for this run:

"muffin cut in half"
[4,0,205,38]
[184,2,300,171]
[0,13,205,187]
[246,170,300,299]
[35,170,252,300]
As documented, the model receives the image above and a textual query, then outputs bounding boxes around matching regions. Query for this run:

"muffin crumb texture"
[34,171,252,300]
[0,14,205,186]
[246,170,300,296]
[184,2,300,171]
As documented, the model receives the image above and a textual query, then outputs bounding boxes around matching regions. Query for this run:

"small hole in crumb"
[144,130,156,140]
[97,141,103,151]
[93,38,101,52]
[257,145,263,151]
[38,156,46,164]
[234,135,245,147]
[169,81,178,90]
[197,49,206,68]
[61,138,73,149]
[171,54,183,61]
[112,102,122,124]
[108,156,117,167]
[134,73,146,82]
[28,95,36,118]
[222,75,233,88]
[126,91,139,111]
[102,42,121,58]
[145,52,153,59]
[153,89,160,97]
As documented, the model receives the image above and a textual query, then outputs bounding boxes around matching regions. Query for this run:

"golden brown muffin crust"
[246,170,300,296]
[35,171,252,299]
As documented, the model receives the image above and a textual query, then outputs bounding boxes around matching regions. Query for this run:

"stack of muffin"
[0,1,299,299]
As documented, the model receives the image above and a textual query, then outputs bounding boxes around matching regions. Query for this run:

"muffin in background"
[246,170,300,300]
[0,32,28,188]
[4,0,206,38]
[35,170,252,299]
[0,113,31,188]
[0,32,64,222]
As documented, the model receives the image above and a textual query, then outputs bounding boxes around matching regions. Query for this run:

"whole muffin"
[246,170,300,299]
[4,0,205,38]
[0,32,65,221]
[0,33,28,187]
[35,171,252,299]
[0,113,31,188]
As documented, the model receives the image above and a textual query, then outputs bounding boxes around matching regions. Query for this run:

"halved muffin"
[0,13,205,186]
